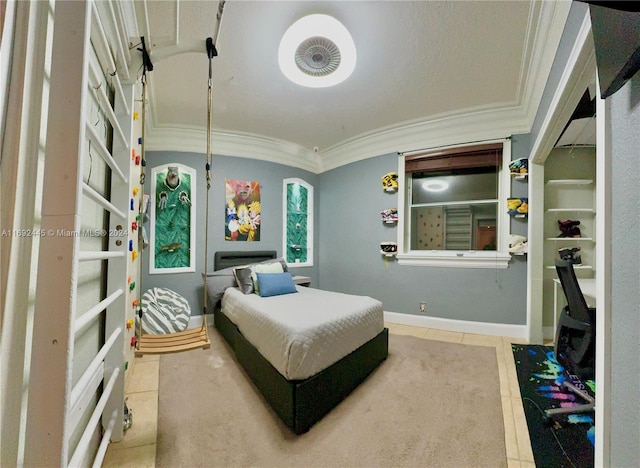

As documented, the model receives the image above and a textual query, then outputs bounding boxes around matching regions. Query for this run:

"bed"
[207,250,388,434]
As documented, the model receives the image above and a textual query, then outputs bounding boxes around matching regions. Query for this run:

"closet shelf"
[545,208,595,213]
[546,237,594,241]
[546,179,593,185]
[545,264,593,270]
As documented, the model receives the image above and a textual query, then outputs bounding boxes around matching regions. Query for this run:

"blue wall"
[318,151,528,325]
[142,151,319,313]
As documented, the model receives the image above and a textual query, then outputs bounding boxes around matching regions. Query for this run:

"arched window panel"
[283,178,314,267]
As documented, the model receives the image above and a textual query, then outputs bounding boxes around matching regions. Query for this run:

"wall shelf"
[545,208,595,213]
[546,179,593,185]
[545,264,593,270]
[546,237,594,241]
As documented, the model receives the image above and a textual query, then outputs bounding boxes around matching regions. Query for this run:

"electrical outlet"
[419,301,426,313]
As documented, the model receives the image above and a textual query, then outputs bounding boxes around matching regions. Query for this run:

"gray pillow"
[203,265,237,304]
[231,258,289,295]
[233,267,255,294]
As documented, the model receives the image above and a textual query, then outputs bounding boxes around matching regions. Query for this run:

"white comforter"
[221,286,384,380]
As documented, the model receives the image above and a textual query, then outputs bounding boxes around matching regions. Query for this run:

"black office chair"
[545,259,596,420]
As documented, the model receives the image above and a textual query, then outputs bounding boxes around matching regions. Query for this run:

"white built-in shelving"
[541,146,597,334]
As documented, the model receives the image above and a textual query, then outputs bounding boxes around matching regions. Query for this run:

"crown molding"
[530,9,595,164]
[145,125,321,173]
[319,103,530,172]
[518,0,572,127]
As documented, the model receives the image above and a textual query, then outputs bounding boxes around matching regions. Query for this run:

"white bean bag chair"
[141,287,191,335]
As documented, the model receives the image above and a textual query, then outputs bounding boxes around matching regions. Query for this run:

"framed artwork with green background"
[283,178,313,266]
[149,163,196,274]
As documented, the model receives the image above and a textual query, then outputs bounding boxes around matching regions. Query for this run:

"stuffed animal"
[508,234,528,255]
[507,198,528,215]
[381,172,398,192]
[558,219,581,237]
[558,246,581,264]
[508,158,528,174]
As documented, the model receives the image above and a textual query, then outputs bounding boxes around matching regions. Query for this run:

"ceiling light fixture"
[278,14,356,88]
[422,180,449,192]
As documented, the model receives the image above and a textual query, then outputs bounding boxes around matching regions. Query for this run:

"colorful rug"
[512,344,595,468]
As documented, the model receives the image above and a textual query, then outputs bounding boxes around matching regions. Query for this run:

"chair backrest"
[555,259,591,323]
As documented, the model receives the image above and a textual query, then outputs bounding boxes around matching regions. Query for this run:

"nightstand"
[292,275,311,287]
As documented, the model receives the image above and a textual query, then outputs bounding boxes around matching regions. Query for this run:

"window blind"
[404,142,502,173]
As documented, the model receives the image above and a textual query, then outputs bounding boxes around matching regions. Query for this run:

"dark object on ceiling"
[576,1,640,12]
[578,1,640,98]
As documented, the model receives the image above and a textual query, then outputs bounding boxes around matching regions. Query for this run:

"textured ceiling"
[127,0,568,169]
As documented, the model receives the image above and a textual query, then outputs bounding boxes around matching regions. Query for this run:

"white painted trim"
[542,326,555,341]
[149,163,197,274]
[0,2,49,465]
[384,311,528,340]
[321,105,529,173]
[26,1,92,464]
[530,10,595,164]
[0,0,17,156]
[396,139,512,269]
[143,96,530,176]
[397,252,511,269]
[145,125,321,173]
[594,78,612,468]
[526,161,545,344]
[194,309,529,350]
[518,0,572,129]
[526,8,593,345]
[189,314,214,329]
[282,178,314,267]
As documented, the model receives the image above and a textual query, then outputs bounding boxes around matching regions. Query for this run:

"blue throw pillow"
[256,272,298,297]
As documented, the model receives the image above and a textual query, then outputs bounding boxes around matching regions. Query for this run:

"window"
[397,140,512,268]
[283,178,313,267]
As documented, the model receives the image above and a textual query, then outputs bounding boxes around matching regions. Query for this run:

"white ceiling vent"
[295,36,341,77]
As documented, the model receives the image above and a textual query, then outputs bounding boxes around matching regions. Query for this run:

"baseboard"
[194,310,529,340]
[384,311,528,340]
[542,326,555,342]
[189,314,215,328]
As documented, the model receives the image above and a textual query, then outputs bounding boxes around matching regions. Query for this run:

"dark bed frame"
[212,250,389,434]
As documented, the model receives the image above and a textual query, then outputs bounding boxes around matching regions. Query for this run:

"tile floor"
[103,324,536,467]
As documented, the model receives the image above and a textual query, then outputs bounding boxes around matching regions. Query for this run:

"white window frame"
[282,178,314,267]
[396,139,512,269]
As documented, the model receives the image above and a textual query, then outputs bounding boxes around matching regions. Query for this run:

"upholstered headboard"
[213,250,277,271]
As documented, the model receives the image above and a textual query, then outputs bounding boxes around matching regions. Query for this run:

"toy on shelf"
[558,246,581,264]
[380,208,398,223]
[381,172,398,192]
[508,234,528,255]
[507,197,528,217]
[380,241,398,256]
[509,158,528,176]
[558,219,581,238]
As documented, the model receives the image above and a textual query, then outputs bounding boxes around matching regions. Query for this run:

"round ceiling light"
[278,14,356,88]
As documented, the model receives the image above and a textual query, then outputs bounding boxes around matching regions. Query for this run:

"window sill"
[397,251,512,269]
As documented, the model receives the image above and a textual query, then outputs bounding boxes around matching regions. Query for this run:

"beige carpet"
[156,328,506,467]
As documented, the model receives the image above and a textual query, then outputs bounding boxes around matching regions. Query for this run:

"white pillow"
[251,261,284,294]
